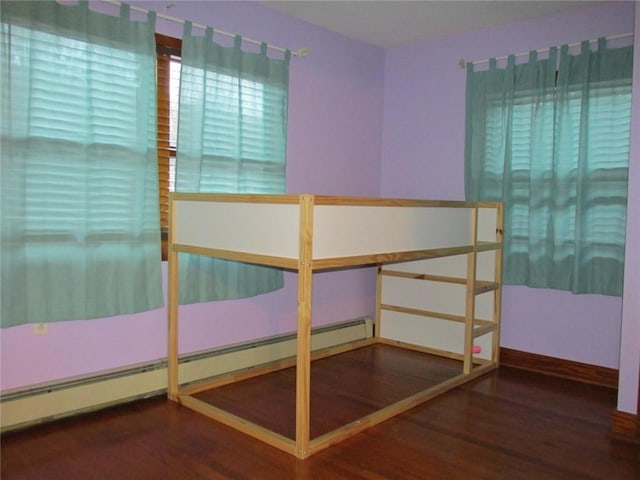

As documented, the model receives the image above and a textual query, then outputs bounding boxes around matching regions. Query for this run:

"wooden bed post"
[463,207,479,375]
[374,266,383,339]
[492,203,504,365]
[167,193,179,401]
[296,194,314,458]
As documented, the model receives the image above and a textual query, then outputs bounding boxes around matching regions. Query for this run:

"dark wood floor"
[2,344,639,479]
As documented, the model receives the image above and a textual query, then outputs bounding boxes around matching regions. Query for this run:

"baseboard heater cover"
[0,317,373,432]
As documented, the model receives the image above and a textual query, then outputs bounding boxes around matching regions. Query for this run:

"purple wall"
[2,1,638,416]
[0,1,384,391]
[381,1,634,370]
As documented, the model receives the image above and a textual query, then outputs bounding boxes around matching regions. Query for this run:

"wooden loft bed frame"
[167,193,504,459]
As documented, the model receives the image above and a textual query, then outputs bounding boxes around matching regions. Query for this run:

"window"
[465,43,633,296]
[156,34,180,260]
[485,81,631,262]
[154,33,287,260]
[1,1,163,326]
[171,27,289,304]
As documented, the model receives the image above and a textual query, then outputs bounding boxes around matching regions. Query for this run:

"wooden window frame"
[156,33,181,261]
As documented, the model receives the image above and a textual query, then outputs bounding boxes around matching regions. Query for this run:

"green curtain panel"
[465,38,633,296]
[176,23,290,304]
[0,1,163,327]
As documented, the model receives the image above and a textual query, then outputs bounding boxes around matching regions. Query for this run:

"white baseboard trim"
[1,317,373,432]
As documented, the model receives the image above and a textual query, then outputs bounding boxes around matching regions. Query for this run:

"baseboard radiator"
[1,317,373,433]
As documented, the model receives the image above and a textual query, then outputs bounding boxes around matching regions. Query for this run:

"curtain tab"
[234,34,242,50]
[466,60,474,74]
[146,9,156,29]
[488,58,496,71]
[260,42,267,56]
[205,26,213,43]
[528,50,537,63]
[119,2,130,20]
[183,20,192,38]
[580,40,590,55]
[77,0,89,17]
[597,36,606,52]
[548,46,558,70]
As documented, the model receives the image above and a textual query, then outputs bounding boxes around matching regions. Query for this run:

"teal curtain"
[176,23,290,304]
[1,1,163,327]
[465,39,633,296]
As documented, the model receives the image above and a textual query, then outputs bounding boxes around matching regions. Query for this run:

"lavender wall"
[0,1,384,391]
[617,2,640,415]
[2,1,638,416]
[381,1,634,369]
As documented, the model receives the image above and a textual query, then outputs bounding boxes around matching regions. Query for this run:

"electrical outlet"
[33,323,48,335]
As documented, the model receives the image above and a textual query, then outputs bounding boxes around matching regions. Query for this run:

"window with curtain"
[0,1,163,327]
[156,33,181,260]
[465,38,633,296]
[175,23,290,304]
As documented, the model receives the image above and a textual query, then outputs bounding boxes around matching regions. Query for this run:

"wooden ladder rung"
[473,323,497,338]
[474,281,499,295]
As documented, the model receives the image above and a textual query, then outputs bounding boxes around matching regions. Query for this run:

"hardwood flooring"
[2,344,638,479]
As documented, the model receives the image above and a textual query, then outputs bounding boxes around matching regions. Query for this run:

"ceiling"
[262,1,608,49]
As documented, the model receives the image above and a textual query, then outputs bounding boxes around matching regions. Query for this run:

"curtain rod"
[100,0,309,57]
[458,31,633,69]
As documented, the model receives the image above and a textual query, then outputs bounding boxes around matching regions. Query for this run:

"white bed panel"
[381,276,495,321]
[173,199,498,264]
[382,276,467,317]
[382,252,495,281]
[384,256,468,277]
[476,250,497,281]
[173,200,300,259]
[477,207,498,242]
[474,292,495,321]
[312,206,471,259]
[379,311,493,360]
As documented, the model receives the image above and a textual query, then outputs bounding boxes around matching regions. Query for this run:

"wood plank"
[379,304,466,323]
[171,193,503,210]
[463,215,477,375]
[376,337,466,361]
[172,192,303,204]
[311,196,480,208]
[374,266,383,339]
[376,337,493,364]
[474,280,499,295]
[312,245,475,270]
[379,304,495,327]
[476,241,502,251]
[381,270,467,285]
[295,194,314,458]
[492,203,504,364]
[180,338,377,397]
[178,394,296,455]
[473,323,498,338]
[180,357,299,396]
[171,244,299,270]
[610,409,640,443]
[167,194,179,401]
[500,347,619,388]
